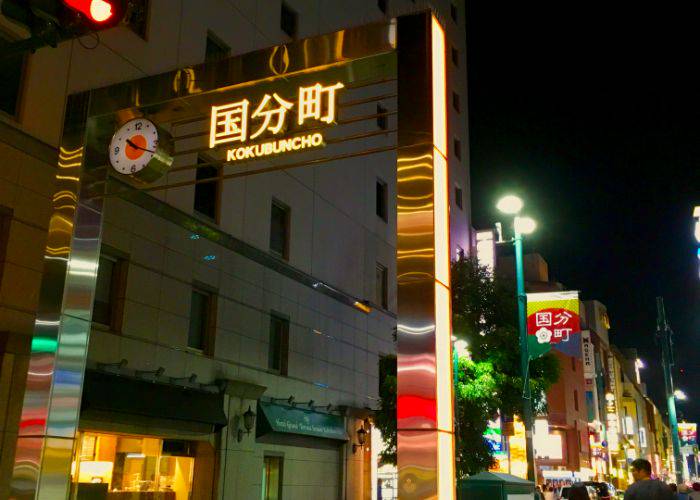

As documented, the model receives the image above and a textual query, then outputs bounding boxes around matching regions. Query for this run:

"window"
[280,2,298,38]
[268,314,289,375]
[72,432,199,499]
[0,35,25,117]
[574,389,579,412]
[450,3,458,22]
[451,46,459,66]
[377,0,387,14]
[270,200,290,259]
[571,356,576,371]
[205,31,230,62]
[0,206,12,285]
[454,185,463,210]
[453,137,461,160]
[194,156,220,221]
[376,103,388,130]
[376,178,388,221]
[376,263,388,309]
[188,288,216,354]
[262,456,283,500]
[452,92,460,113]
[92,253,127,331]
[123,0,149,39]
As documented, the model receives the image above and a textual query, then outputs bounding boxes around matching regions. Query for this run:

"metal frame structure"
[10,11,455,499]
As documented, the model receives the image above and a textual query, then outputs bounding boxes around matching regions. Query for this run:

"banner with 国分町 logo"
[526,291,581,359]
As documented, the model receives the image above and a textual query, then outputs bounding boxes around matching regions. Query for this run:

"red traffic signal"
[61,0,124,25]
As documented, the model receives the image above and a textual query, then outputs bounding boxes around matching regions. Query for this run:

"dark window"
[268,314,289,375]
[123,0,149,39]
[0,36,25,117]
[194,156,219,220]
[376,263,388,309]
[205,31,230,62]
[376,103,388,130]
[376,178,388,221]
[453,137,461,160]
[281,2,298,38]
[0,207,13,286]
[452,92,460,113]
[454,185,463,210]
[188,288,215,353]
[270,200,290,259]
[571,357,576,371]
[451,46,459,66]
[92,254,127,331]
[378,0,388,14]
[450,3,458,22]
[263,456,283,500]
[574,389,579,411]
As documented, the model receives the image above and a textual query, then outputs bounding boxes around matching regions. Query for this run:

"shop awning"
[256,402,348,443]
[80,370,227,433]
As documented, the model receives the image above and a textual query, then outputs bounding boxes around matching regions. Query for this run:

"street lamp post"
[656,296,684,484]
[497,195,537,483]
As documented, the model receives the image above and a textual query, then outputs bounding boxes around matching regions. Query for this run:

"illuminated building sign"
[209,82,344,160]
[606,353,620,452]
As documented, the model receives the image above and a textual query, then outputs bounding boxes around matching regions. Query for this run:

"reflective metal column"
[10,93,105,499]
[396,13,455,500]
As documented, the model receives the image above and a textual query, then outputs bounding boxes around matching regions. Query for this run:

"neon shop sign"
[209,82,344,161]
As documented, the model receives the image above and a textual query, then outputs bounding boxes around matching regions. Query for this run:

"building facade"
[0,1,471,499]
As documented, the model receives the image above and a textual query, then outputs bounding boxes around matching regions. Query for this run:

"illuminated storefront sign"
[606,354,620,452]
[209,82,344,159]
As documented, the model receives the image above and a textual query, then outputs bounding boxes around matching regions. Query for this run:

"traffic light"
[61,0,126,29]
[0,0,126,57]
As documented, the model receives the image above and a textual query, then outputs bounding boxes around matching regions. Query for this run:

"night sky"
[466,4,700,420]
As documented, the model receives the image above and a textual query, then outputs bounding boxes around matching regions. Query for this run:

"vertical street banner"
[526,291,581,359]
[679,422,697,447]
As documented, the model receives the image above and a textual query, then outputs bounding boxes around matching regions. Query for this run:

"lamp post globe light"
[674,389,688,401]
[496,195,537,482]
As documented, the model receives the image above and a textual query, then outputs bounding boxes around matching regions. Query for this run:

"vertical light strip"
[434,282,453,431]
[432,14,455,500]
[438,431,456,499]
[431,16,447,157]
[433,153,449,286]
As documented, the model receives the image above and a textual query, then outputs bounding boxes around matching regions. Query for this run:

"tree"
[374,256,561,477]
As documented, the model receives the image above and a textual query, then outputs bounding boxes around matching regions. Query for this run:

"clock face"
[108,118,159,175]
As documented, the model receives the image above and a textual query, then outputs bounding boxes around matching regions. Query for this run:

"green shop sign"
[256,402,348,441]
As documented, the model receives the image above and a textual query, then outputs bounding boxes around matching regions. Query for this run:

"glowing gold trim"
[431,16,447,157]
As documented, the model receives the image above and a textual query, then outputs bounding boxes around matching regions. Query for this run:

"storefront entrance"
[70,432,206,500]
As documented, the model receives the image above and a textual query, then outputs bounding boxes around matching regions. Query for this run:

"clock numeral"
[131,165,137,173]
[114,146,120,154]
[153,139,158,146]
[135,122,143,131]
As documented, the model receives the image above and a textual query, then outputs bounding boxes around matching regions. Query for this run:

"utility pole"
[515,231,536,482]
[656,297,684,484]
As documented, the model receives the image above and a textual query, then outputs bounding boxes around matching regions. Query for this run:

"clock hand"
[126,138,156,153]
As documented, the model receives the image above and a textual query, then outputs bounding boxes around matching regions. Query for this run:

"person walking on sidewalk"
[624,459,674,499]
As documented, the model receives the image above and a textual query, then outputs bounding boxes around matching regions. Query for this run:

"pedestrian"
[677,483,691,500]
[690,482,700,499]
[535,485,545,500]
[568,483,591,500]
[544,485,555,500]
[624,458,674,499]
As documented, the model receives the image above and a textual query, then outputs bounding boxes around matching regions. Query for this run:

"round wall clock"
[108,117,173,183]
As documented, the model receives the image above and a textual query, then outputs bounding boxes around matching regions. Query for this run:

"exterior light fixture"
[237,405,257,442]
[496,195,523,215]
[514,216,537,235]
[636,358,645,369]
[674,389,688,401]
[353,424,367,453]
